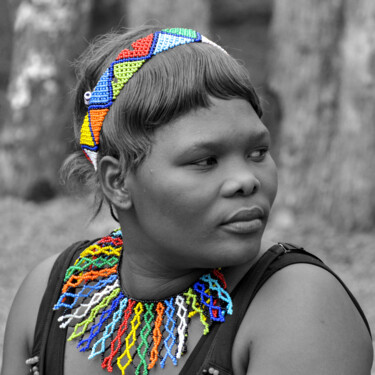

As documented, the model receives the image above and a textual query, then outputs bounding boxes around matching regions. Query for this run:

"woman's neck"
[118,251,207,301]
[118,238,274,301]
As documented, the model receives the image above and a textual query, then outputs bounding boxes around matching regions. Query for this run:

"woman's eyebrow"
[186,129,270,151]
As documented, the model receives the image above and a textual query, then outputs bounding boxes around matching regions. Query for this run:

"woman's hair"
[62,25,262,215]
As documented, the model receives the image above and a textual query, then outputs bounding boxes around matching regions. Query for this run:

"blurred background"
[1,0,374,370]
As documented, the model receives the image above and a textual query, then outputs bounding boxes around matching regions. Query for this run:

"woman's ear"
[98,156,132,210]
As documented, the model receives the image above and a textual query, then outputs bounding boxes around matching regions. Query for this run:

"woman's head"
[115,97,277,270]
[64,26,263,210]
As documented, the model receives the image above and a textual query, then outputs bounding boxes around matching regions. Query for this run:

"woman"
[1,26,372,375]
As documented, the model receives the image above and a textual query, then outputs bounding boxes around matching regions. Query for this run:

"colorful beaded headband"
[80,28,226,170]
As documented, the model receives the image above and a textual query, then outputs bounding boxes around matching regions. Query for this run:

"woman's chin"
[203,243,262,269]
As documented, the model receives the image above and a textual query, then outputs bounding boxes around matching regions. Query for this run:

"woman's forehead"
[153,98,268,147]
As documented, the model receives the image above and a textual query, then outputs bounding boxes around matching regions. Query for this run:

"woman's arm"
[233,263,373,375]
[1,254,59,375]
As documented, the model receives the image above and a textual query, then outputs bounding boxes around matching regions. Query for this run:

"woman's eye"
[248,148,268,161]
[193,156,218,167]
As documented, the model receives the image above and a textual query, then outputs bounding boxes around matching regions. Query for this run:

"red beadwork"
[213,269,227,289]
[102,299,136,371]
[116,34,154,60]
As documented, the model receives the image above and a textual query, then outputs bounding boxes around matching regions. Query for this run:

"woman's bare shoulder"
[232,262,373,375]
[1,253,60,375]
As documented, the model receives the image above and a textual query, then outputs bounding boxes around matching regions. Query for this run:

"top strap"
[180,243,286,375]
[31,240,94,375]
[180,242,371,375]
[264,244,371,335]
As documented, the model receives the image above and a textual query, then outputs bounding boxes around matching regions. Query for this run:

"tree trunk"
[0,0,93,199]
[0,0,14,131]
[269,0,375,230]
[329,0,375,229]
[125,0,210,36]
[210,0,280,160]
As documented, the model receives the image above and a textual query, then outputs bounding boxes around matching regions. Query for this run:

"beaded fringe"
[54,229,233,374]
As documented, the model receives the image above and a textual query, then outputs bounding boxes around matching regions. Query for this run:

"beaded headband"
[80,28,226,170]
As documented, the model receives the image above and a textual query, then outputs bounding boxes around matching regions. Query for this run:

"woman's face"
[125,97,278,270]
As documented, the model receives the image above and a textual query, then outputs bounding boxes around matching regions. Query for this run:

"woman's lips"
[220,207,264,234]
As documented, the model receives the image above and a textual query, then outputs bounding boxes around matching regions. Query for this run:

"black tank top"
[31,242,371,375]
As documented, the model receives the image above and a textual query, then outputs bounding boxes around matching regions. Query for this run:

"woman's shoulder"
[13,253,61,347]
[232,253,373,375]
[1,252,60,374]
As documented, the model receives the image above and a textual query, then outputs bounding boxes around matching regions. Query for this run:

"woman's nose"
[220,168,260,198]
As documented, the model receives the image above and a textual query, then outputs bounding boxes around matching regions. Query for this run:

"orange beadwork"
[148,301,165,369]
[89,108,110,144]
[61,265,118,294]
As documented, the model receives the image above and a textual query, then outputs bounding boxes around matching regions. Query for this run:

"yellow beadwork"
[184,288,210,334]
[117,302,144,374]
[74,244,122,264]
[80,113,95,147]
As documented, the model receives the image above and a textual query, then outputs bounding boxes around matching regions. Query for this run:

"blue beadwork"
[54,274,118,310]
[89,297,129,359]
[161,298,178,368]
[77,292,124,351]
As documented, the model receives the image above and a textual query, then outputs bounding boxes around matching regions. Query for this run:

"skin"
[1,98,373,375]
[103,97,278,301]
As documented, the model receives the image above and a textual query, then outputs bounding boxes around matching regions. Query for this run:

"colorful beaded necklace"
[54,229,233,374]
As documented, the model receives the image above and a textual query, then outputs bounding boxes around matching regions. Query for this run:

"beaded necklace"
[54,229,233,374]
